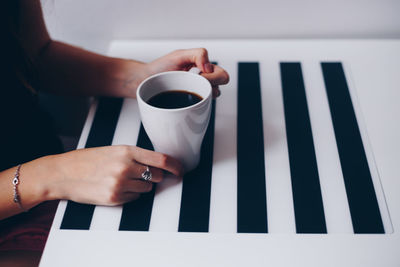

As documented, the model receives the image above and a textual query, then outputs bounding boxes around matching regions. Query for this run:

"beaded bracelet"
[12,164,25,211]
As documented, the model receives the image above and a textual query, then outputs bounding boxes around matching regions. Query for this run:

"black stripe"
[321,62,384,233]
[121,63,219,232]
[178,100,216,232]
[237,62,268,233]
[280,62,327,233]
[60,97,123,230]
[119,125,156,231]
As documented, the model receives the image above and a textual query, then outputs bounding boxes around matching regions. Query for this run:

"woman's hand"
[145,48,230,98]
[44,145,183,206]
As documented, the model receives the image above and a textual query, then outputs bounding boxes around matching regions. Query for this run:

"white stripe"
[261,61,296,233]
[208,60,238,233]
[148,174,183,232]
[302,61,353,233]
[343,63,394,233]
[76,98,97,150]
[90,98,141,231]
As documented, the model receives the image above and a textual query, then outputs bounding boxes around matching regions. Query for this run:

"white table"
[40,40,400,267]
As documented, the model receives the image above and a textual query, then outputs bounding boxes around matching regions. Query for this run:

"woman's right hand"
[44,145,183,206]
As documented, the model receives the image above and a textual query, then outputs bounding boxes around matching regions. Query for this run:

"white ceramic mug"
[136,68,212,172]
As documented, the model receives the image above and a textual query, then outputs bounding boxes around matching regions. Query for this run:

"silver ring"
[141,166,152,181]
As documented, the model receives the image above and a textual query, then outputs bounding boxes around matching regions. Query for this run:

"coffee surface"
[147,90,203,109]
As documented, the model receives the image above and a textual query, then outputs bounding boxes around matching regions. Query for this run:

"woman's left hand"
[146,48,230,98]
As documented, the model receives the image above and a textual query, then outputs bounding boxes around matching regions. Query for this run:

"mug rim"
[136,70,212,112]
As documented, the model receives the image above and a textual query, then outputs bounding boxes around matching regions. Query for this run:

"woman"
[0,0,229,265]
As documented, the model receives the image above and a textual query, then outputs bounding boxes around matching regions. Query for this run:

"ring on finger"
[141,166,152,181]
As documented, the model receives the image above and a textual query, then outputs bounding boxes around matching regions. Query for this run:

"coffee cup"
[136,68,212,172]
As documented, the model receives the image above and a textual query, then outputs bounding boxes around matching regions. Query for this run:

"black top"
[0,1,63,243]
[0,80,63,171]
[0,1,63,171]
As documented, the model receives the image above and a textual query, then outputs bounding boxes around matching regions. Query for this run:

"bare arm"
[36,41,147,98]
[20,1,228,98]
[20,0,147,98]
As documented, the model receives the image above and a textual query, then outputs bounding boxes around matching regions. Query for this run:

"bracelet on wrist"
[12,164,26,211]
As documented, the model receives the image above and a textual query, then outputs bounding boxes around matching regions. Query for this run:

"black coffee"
[147,90,203,109]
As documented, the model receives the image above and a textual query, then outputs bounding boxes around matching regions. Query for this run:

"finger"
[123,179,153,193]
[129,147,184,177]
[118,192,140,204]
[212,86,221,98]
[178,48,213,73]
[126,162,164,183]
[201,65,230,86]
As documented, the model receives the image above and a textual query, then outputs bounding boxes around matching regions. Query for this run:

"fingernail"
[204,63,213,73]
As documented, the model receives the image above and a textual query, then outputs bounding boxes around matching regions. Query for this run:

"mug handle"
[188,67,201,75]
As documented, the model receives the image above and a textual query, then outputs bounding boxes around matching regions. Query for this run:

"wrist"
[22,155,65,203]
[114,59,150,98]
[40,154,68,201]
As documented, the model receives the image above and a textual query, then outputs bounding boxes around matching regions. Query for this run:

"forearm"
[0,156,58,220]
[36,41,149,98]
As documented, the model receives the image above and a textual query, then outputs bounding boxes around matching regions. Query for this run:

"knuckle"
[223,71,230,83]
[120,164,131,177]
[198,47,208,56]
[107,191,120,205]
[158,153,169,167]
[109,176,123,192]
[114,162,129,176]
[106,178,125,204]
[118,146,131,157]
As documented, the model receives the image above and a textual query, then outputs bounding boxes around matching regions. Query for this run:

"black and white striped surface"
[40,40,399,267]
[57,62,388,235]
